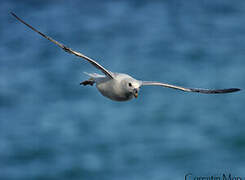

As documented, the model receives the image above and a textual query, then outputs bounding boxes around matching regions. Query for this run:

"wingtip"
[10,12,18,20]
[189,87,241,94]
[233,88,241,92]
[10,12,16,17]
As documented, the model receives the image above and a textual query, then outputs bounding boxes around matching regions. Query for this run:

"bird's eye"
[128,83,132,87]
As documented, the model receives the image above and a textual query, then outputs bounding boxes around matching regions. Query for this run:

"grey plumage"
[11,12,241,102]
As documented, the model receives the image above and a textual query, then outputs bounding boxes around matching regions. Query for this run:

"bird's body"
[11,12,241,102]
[85,72,141,101]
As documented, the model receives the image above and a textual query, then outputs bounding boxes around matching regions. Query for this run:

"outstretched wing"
[141,81,240,94]
[11,12,114,79]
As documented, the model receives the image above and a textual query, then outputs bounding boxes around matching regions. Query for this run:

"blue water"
[1,0,245,179]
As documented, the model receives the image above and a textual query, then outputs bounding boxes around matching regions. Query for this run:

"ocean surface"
[1,0,245,179]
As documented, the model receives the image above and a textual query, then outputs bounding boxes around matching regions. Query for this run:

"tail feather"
[83,72,105,78]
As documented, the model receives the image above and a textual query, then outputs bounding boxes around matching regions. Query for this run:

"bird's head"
[122,78,141,99]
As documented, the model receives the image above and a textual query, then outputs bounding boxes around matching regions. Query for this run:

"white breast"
[96,77,133,101]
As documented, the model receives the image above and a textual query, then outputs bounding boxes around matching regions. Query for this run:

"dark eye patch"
[128,83,132,87]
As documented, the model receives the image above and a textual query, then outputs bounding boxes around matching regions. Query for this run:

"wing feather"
[11,12,114,79]
[141,81,240,94]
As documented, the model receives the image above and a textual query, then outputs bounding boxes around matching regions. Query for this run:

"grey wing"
[11,12,114,79]
[141,81,241,94]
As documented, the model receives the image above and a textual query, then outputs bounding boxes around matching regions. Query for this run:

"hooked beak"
[133,89,138,98]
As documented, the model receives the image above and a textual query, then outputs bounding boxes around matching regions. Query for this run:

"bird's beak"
[133,89,138,98]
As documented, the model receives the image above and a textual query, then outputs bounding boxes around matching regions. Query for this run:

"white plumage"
[11,12,241,102]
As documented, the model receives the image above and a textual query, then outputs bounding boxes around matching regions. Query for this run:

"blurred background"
[1,0,245,179]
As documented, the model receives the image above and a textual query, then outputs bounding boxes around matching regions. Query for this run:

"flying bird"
[11,12,241,101]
